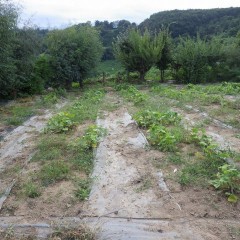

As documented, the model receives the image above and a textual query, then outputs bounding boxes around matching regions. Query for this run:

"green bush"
[76,125,106,150]
[210,164,240,202]
[148,125,177,152]
[45,112,75,133]
[134,110,181,128]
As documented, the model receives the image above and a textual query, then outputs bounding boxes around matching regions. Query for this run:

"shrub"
[45,112,75,133]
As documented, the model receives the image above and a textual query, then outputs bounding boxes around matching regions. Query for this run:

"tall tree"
[155,28,172,82]
[113,29,163,81]
[0,0,18,98]
[46,24,103,89]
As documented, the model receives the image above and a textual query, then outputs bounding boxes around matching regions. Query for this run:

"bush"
[45,112,75,133]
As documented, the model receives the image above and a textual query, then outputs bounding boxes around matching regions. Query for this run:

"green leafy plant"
[147,125,177,151]
[210,164,240,203]
[76,125,106,150]
[119,85,147,104]
[74,179,91,201]
[23,182,41,198]
[45,112,75,133]
[134,110,181,128]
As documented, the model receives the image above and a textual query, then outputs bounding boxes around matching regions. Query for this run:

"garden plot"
[0,88,239,239]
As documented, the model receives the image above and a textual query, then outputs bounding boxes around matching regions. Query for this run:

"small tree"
[174,36,209,83]
[46,25,103,89]
[113,29,163,82]
[155,28,172,83]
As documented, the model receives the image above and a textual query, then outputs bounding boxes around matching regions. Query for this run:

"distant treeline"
[139,8,240,38]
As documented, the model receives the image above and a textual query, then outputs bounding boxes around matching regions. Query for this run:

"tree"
[0,0,18,98]
[113,29,163,81]
[155,28,172,82]
[174,36,209,83]
[46,25,103,89]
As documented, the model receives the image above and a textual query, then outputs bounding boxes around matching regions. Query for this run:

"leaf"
[227,194,238,203]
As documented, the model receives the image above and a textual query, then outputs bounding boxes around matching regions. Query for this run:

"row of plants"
[22,88,106,202]
[115,84,147,104]
[121,86,240,202]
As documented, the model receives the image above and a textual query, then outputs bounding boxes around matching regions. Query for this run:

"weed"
[70,151,93,175]
[75,125,106,150]
[45,112,75,133]
[74,179,92,201]
[117,85,147,104]
[6,106,34,126]
[148,125,177,152]
[23,182,41,198]
[136,175,153,192]
[134,110,181,128]
[40,161,69,186]
[167,153,184,165]
[210,164,240,202]
[179,157,225,186]
[49,225,96,240]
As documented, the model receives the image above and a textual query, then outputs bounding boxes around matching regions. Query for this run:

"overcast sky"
[15,0,240,28]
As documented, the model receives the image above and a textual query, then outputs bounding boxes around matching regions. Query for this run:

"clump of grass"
[74,179,92,201]
[49,225,96,240]
[40,161,70,186]
[32,134,67,162]
[23,182,41,198]
[6,106,35,126]
[179,157,225,186]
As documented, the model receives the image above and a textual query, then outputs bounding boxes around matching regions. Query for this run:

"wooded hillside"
[139,8,240,38]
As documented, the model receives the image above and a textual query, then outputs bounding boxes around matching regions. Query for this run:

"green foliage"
[40,161,70,186]
[113,29,164,81]
[6,106,35,126]
[210,164,240,199]
[190,128,230,159]
[139,8,240,38]
[74,179,91,201]
[174,35,223,83]
[179,157,225,186]
[118,85,147,104]
[76,125,106,150]
[45,112,75,133]
[46,24,103,88]
[23,182,41,198]
[32,54,53,93]
[155,28,172,82]
[148,125,177,152]
[134,110,181,128]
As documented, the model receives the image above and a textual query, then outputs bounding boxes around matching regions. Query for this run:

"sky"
[15,0,240,28]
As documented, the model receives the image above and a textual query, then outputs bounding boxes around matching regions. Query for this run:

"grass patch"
[32,134,67,162]
[50,225,96,240]
[6,106,35,126]
[74,179,92,201]
[179,157,225,186]
[23,182,41,198]
[40,161,70,186]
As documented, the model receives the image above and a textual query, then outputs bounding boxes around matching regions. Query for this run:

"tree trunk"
[139,72,145,82]
[102,71,106,85]
[65,79,72,90]
[79,78,83,89]
[160,69,164,83]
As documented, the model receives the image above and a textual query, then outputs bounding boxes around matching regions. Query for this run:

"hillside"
[139,8,240,38]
